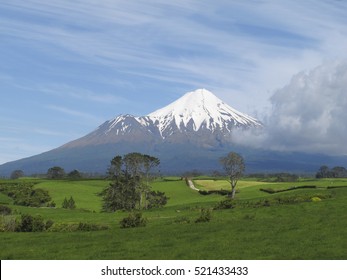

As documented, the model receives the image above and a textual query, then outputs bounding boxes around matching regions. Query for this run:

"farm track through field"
[187,179,199,191]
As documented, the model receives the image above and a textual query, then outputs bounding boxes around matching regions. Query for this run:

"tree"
[62,196,76,209]
[102,174,138,212]
[316,165,347,178]
[316,165,330,178]
[67,170,82,180]
[62,197,69,209]
[10,170,24,179]
[120,152,160,209]
[142,154,160,208]
[143,154,160,182]
[331,166,347,178]
[102,153,163,212]
[47,166,65,179]
[220,152,245,199]
[108,155,123,179]
[67,196,76,209]
[123,152,144,178]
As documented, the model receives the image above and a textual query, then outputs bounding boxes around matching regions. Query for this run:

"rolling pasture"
[0,177,346,259]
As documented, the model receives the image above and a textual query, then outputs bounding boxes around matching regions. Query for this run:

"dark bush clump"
[0,183,53,207]
[199,190,232,196]
[146,191,168,209]
[174,216,191,224]
[45,219,54,230]
[0,205,12,215]
[195,208,212,223]
[214,199,234,210]
[120,212,147,228]
[77,222,109,231]
[17,214,46,232]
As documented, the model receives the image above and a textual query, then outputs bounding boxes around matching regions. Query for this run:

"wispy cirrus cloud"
[46,105,103,123]
[38,84,126,104]
[2,0,346,108]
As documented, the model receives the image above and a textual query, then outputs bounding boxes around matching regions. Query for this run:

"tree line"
[316,165,347,178]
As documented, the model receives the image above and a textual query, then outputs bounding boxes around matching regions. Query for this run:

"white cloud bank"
[233,60,347,155]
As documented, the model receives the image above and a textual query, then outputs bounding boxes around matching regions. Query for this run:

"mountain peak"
[148,88,261,136]
[148,88,218,117]
[184,88,215,98]
[61,89,262,148]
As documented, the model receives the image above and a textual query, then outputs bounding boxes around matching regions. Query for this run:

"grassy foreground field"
[0,177,347,260]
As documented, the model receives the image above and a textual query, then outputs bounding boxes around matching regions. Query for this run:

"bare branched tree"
[220,152,245,199]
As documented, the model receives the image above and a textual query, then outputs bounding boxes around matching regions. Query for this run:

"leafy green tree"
[102,174,139,212]
[102,153,163,212]
[47,166,65,179]
[220,152,245,199]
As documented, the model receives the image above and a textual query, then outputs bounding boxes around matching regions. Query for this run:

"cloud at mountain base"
[233,60,347,155]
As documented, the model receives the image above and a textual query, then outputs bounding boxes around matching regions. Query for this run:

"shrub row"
[199,189,232,196]
[259,185,317,194]
[214,192,333,210]
[0,214,54,232]
[0,213,110,232]
[327,185,347,189]
[48,222,109,232]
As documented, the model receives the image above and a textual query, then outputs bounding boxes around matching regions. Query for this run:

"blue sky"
[1,0,347,164]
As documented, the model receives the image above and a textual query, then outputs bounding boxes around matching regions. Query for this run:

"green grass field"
[0,177,346,260]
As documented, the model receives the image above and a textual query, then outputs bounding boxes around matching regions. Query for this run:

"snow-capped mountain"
[148,88,261,137]
[0,89,264,175]
[63,89,261,148]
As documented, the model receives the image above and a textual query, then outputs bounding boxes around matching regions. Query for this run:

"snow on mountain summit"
[148,88,262,136]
